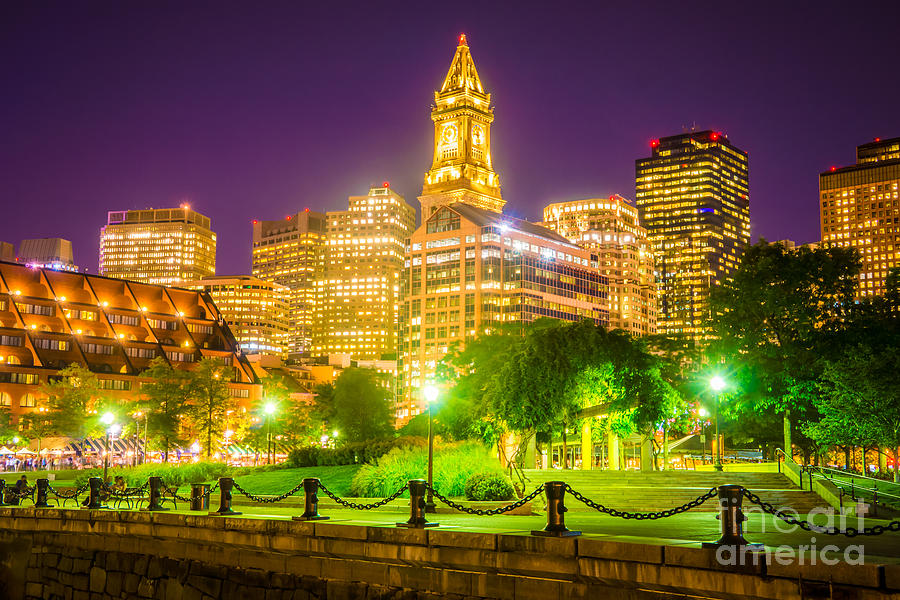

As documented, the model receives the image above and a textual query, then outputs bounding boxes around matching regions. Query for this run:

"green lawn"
[226,465,361,496]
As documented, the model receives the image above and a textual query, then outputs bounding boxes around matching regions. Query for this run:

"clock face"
[441,123,458,146]
[471,124,485,146]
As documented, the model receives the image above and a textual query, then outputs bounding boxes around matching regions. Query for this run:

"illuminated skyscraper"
[635,131,750,342]
[419,34,503,218]
[187,275,289,358]
[99,206,216,286]
[543,195,656,336]
[313,184,415,361]
[820,136,900,298]
[252,211,326,358]
[399,37,609,421]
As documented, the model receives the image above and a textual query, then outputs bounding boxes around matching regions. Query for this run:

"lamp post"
[698,407,710,465]
[423,385,439,513]
[100,412,116,483]
[709,376,726,472]
[264,402,277,465]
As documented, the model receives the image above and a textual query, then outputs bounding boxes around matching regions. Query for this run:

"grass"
[211,465,361,496]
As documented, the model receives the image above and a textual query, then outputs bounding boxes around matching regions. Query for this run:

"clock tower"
[419,34,504,216]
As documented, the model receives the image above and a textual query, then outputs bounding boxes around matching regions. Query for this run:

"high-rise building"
[0,261,258,425]
[399,37,609,421]
[187,276,289,358]
[635,131,750,342]
[419,34,504,218]
[99,206,216,286]
[820,136,900,298]
[0,243,14,263]
[18,238,77,272]
[252,210,326,358]
[543,195,656,336]
[313,184,415,361]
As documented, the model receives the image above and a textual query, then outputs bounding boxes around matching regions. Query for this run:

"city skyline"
[2,2,899,276]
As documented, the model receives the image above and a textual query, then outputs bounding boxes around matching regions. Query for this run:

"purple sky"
[2,1,899,275]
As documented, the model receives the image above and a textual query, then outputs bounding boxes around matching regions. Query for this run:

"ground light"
[423,384,439,513]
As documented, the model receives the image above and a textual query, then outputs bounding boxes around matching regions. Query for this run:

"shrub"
[74,461,232,489]
[286,436,426,468]
[464,472,514,501]
[349,441,504,498]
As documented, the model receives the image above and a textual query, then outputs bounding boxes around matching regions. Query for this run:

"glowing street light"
[101,412,118,484]
[423,385,439,513]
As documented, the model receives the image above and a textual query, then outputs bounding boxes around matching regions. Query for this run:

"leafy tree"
[0,406,16,444]
[187,358,233,460]
[310,382,336,431]
[142,356,192,462]
[42,363,105,457]
[20,411,54,458]
[708,240,860,459]
[331,368,393,443]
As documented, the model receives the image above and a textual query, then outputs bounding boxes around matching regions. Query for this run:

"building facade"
[187,276,289,358]
[635,131,750,343]
[99,206,216,286]
[0,261,258,425]
[18,238,78,272]
[419,34,504,218]
[543,195,656,336]
[312,184,415,361]
[820,136,900,298]
[252,211,326,358]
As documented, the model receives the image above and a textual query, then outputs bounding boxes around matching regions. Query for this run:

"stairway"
[521,469,829,513]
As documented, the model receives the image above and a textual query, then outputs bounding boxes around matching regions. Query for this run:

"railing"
[3,473,900,548]
[804,465,900,517]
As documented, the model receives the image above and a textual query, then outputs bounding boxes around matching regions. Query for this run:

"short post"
[84,477,104,509]
[292,478,329,521]
[0,480,7,507]
[702,484,763,550]
[872,485,878,518]
[189,483,211,511]
[532,481,580,537]
[209,477,241,516]
[35,479,50,508]
[141,476,169,511]
[396,479,437,528]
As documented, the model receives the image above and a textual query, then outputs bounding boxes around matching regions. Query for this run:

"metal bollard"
[532,481,580,537]
[292,478,329,522]
[396,479,437,528]
[0,480,7,506]
[83,477,104,509]
[35,479,50,508]
[189,483,211,511]
[141,476,169,511]
[209,477,241,516]
[702,484,764,550]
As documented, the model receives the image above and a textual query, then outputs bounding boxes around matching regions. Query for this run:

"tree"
[310,382,336,431]
[709,240,860,459]
[331,368,393,443]
[187,358,233,460]
[20,411,54,460]
[42,363,105,458]
[0,406,18,444]
[142,357,192,462]
[815,344,900,482]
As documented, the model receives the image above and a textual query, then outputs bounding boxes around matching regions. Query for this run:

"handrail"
[808,465,900,492]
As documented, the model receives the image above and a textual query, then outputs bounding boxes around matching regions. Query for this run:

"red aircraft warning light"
[710,132,720,141]
[830,166,837,172]
[382,181,390,188]
[650,139,660,148]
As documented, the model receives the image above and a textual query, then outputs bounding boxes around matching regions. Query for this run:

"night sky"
[2,1,899,275]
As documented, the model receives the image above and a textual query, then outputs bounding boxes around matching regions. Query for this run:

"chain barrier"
[171,481,220,504]
[318,481,408,510]
[741,488,900,537]
[105,481,151,499]
[427,483,544,516]
[565,484,718,520]
[232,480,306,504]
[47,484,90,500]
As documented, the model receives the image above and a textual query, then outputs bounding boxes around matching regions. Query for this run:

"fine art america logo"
[715,503,869,566]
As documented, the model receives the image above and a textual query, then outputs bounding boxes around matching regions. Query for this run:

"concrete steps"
[521,469,830,513]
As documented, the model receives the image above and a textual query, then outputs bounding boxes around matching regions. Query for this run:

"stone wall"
[0,507,899,600]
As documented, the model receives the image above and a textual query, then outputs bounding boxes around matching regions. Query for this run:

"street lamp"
[698,407,710,465]
[100,412,117,483]
[264,402,277,465]
[709,376,726,472]
[423,385,439,513]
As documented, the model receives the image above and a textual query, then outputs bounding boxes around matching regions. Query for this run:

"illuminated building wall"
[635,131,750,343]
[0,261,258,425]
[399,204,608,421]
[543,195,656,336]
[99,206,216,286]
[187,276,289,358]
[313,184,415,361]
[18,238,78,272]
[820,136,900,298]
[419,34,504,218]
[252,211,326,358]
